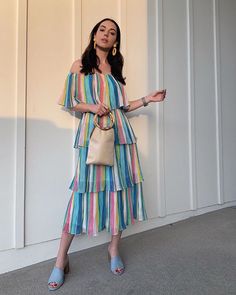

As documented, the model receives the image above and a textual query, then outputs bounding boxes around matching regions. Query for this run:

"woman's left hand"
[146,89,167,103]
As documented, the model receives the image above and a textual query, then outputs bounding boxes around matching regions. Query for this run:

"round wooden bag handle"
[93,111,115,130]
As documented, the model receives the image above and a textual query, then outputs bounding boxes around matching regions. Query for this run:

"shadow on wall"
[0,108,158,248]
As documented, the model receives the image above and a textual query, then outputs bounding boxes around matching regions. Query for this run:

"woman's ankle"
[108,244,119,256]
[55,254,68,268]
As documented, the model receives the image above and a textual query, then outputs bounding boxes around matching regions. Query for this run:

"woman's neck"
[95,47,109,65]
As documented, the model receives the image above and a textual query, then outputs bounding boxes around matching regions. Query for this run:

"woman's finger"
[101,106,108,113]
[101,103,109,110]
[153,90,164,96]
[99,104,108,112]
[96,103,111,116]
[98,105,104,113]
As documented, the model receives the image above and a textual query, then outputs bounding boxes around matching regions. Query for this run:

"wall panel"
[193,0,218,207]
[219,0,236,202]
[25,0,75,244]
[0,0,17,250]
[162,0,191,214]
[126,0,159,218]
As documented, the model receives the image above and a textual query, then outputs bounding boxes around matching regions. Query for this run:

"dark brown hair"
[80,18,126,85]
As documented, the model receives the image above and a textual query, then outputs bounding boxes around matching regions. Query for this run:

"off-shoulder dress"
[58,71,148,236]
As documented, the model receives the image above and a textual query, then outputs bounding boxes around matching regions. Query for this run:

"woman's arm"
[71,103,109,116]
[125,89,167,112]
[71,90,166,114]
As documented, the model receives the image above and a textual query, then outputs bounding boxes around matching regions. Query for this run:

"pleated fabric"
[63,183,147,236]
[59,71,148,236]
[74,109,137,148]
[59,72,130,110]
[69,143,143,193]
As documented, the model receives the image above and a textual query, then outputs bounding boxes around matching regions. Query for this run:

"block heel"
[48,257,70,291]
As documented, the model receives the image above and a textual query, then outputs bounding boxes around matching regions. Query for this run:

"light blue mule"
[108,253,125,275]
[48,260,70,291]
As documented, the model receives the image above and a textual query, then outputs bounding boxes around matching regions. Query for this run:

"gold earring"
[112,43,117,56]
[93,38,96,49]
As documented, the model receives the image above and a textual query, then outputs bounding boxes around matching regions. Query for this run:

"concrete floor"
[1,206,236,295]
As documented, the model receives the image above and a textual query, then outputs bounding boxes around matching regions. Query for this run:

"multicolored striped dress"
[58,71,148,236]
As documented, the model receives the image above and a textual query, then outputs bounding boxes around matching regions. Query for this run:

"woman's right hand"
[90,103,110,116]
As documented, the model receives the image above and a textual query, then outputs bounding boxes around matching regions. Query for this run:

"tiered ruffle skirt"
[62,143,148,236]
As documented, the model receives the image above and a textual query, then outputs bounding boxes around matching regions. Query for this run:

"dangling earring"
[112,43,117,56]
[93,38,96,49]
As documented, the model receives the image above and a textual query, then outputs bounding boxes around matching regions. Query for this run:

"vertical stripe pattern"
[59,71,148,236]
[63,183,147,236]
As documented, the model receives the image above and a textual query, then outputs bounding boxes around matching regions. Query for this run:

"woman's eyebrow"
[100,25,116,32]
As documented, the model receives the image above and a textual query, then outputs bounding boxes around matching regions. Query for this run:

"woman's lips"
[101,39,108,43]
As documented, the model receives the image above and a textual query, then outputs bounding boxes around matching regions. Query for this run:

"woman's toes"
[49,282,58,288]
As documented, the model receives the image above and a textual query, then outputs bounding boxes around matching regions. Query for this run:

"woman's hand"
[90,103,110,116]
[146,89,167,103]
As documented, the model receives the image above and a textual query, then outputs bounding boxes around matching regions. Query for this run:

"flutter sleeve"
[58,72,81,109]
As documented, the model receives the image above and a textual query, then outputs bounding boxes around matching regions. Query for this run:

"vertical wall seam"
[24,0,28,247]
[186,0,197,210]
[14,0,28,248]
[72,0,76,172]
[213,0,224,204]
[119,0,127,72]
[156,0,166,217]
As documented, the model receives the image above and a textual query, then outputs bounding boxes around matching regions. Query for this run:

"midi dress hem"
[58,71,148,237]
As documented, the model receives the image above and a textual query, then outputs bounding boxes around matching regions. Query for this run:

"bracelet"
[141,96,149,107]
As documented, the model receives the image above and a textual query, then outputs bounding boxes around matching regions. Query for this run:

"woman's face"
[94,20,117,49]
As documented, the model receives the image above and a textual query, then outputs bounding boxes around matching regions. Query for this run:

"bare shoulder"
[70,58,82,73]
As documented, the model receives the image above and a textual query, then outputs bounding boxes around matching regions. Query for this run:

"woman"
[48,18,166,291]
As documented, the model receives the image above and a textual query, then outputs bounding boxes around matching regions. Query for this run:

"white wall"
[0,0,236,274]
[219,0,236,203]
[158,0,236,213]
[0,0,17,251]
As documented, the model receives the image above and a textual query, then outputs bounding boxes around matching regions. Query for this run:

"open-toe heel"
[48,258,70,291]
[64,261,70,274]
[108,252,125,275]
